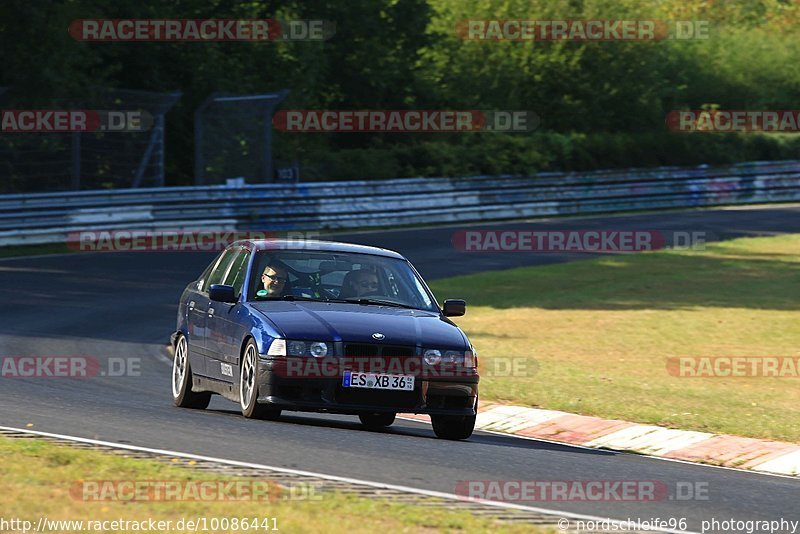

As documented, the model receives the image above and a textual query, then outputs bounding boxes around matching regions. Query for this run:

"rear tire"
[172,335,212,409]
[359,412,396,428]
[240,339,282,421]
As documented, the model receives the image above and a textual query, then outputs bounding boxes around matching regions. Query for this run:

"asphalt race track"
[2,205,800,532]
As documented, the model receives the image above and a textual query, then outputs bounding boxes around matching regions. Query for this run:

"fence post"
[194,94,216,185]
[71,132,81,190]
[155,115,166,187]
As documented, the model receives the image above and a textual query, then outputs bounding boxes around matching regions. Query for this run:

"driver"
[260,264,289,296]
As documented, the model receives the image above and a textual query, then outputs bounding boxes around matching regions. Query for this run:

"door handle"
[189,300,195,310]
[208,308,215,316]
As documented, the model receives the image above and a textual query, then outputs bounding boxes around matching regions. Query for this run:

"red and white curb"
[159,347,800,478]
[402,404,800,477]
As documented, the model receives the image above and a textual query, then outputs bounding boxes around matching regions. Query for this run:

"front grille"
[343,343,414,358]
[343,343,379,358]
[382,346,415,358]
[342,343,416,373]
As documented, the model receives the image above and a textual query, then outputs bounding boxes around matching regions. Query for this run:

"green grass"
[0,436,549,533]
[430,234,800,442]
[0,243,72,258]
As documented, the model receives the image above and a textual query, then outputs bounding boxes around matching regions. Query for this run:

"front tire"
[172,335,212,409]
[240,339,281,421]
[359,412,396,429]
[431,413,476,440]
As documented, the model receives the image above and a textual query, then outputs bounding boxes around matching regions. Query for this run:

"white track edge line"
[0,425,696,534]
[395,416,800,481]
[145,347,800,483]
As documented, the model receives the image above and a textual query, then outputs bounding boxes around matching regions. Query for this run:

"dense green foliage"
[1,0,799,183]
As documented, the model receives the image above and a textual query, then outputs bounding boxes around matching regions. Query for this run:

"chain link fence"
[0,88,181,194]
[194,91,288,185]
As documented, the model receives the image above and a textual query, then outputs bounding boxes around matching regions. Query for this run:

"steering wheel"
[293,272,336,299]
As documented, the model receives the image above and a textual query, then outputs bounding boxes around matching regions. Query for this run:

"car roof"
[231,239,406,260]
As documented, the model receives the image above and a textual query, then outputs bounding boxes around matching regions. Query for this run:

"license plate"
[342,371,414,391]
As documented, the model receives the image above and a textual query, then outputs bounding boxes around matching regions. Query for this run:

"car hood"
[250,301,468,349]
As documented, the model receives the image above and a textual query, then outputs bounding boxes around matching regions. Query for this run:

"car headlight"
[286,340,332,358]
[288,341,307,356]
[443,350,462,364]
[309,342,328,358]
[425,348,476,368]
[423,349,442,365]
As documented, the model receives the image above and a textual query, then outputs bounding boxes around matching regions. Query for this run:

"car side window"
[203,249,237,292]
[196,264,213,291]
[224,250,251,297]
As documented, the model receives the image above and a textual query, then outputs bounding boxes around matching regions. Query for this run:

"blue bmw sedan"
[171,240,479,440]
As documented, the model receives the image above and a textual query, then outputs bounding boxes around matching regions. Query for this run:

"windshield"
[248,250,438,312]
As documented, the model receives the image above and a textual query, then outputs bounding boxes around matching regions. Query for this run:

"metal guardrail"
[2,160,800,246]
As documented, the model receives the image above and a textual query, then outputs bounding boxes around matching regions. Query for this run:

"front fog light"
[310,342,328,358]
[424,349,442,365]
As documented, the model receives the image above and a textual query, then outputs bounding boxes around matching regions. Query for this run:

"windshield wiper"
[340,298,419,310]
[256,294,321,302]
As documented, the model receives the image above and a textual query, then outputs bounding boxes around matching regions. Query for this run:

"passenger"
[341,269,380,298]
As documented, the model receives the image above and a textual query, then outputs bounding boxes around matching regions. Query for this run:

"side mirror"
[209,284,238,303]
[442,299,466,317]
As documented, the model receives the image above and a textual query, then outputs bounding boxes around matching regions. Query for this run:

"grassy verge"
[0,436,548,533]
[0,243,72,258]
[430,234,800,442]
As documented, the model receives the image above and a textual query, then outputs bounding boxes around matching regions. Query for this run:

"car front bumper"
[256,357,479,416]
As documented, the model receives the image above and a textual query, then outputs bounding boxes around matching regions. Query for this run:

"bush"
[290,133,800,181]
